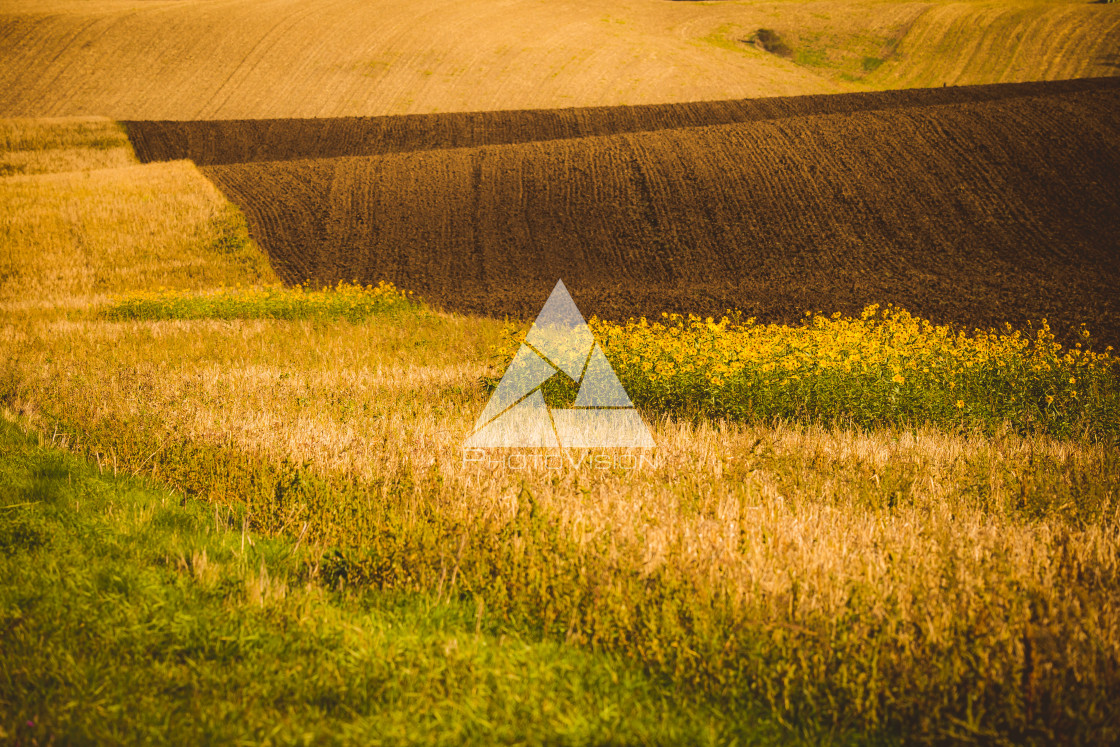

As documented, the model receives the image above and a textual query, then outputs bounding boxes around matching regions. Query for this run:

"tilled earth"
[129,79,1120,347]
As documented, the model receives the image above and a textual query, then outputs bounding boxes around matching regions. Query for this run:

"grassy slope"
[0,122,796,745]
[0,116,134,175]
[0,0,1116,118]
[0,418,793,745]
[0,0,832,118]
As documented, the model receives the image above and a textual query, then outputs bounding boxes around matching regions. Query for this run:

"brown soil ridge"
[199,86,1120,347]
[127,77,1120,167]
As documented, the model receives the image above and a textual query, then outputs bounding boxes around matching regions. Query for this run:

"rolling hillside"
[3,3,1120,742]
[0,0,1116,118]
[195,83,1120,346]
[870,2,1120,89]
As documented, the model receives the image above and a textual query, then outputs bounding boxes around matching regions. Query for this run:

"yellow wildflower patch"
[495,305,1119,438]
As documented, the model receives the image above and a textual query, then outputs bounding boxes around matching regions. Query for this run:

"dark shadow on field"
[125,77,1120,166]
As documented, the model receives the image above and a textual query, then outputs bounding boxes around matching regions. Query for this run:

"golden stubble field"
[1,0,1118,118]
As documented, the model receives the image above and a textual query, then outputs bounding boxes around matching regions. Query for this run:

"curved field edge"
[868,2,1120,90]
[197,87,1120,348]
[0,118,794,746]
[123,77,1120,166]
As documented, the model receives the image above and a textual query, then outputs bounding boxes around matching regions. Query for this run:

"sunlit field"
[2,118,1118,743]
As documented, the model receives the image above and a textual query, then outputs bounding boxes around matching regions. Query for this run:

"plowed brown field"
[126,77,1120,166]
[193,83,1120,346]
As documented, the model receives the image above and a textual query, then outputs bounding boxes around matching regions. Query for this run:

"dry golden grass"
[0,0,1115,118]
[869,3,1120,89]
[0,117,135,174]
[0,118,275,310]
[4,309,1118,736]
[0,0,833,118]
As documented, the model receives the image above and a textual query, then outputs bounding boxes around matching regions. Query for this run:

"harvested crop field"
[125,77,1120,166]
[3,0,1118,120]
[182,82,1120,347]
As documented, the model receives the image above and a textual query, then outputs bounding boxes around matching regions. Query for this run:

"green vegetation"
[0,419,793,745]
[489,306,1120,439]
[754,29,793,59]
[697,23,760,57]
[13,369,1120,743]
[861,56,884,73]
[103,281,420,323]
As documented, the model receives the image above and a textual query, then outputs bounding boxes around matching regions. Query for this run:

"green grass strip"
[0,418,799,746]
[101,281,420,323]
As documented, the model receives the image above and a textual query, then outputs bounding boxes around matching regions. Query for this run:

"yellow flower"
[1045,395,1054,405]
[956,400,964,408]
[892,373,905,384]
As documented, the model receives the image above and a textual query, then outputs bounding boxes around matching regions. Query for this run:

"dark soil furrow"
[193,85,1120,347]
